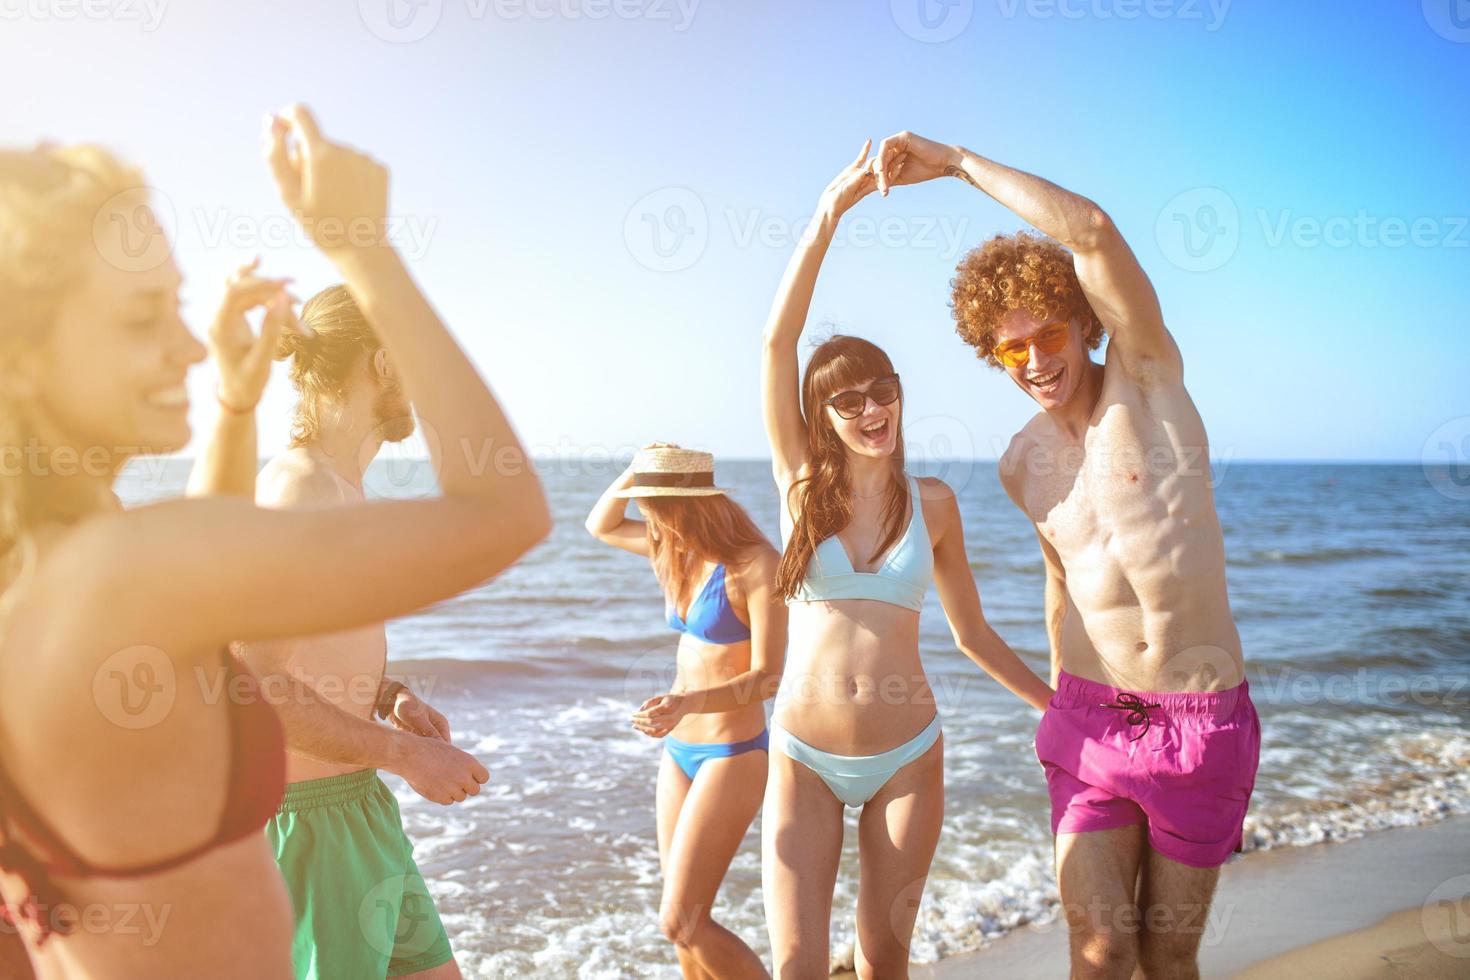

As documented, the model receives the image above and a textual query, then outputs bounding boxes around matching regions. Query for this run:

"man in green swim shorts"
[191,271,489,979]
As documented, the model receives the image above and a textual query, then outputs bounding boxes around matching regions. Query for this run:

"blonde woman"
[0,106,549,978]
[586,445,785,980]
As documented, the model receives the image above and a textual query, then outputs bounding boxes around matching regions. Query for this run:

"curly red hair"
[950,231,1103,368]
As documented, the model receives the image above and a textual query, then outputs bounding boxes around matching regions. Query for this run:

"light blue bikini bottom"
[771,713,942,808]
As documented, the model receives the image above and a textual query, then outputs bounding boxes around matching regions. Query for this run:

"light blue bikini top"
[780,474,933,612]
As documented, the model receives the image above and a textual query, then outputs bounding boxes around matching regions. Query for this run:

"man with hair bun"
[869,132,1260,979]
[192,276,489,979]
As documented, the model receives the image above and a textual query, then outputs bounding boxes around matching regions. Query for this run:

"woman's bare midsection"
[773,602,935,754]
[668,637,767,744]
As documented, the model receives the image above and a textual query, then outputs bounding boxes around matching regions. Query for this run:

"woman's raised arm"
[761,141,877,485]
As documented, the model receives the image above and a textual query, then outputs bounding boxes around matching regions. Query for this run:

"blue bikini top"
[666,564,752,644]
[781,474,933,612]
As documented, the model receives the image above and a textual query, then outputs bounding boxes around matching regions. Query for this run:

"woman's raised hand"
[816,139,879,221]
[263,104,390,256]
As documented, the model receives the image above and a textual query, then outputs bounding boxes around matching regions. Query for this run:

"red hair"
[640,494,767,612]
[950,231,1103,367]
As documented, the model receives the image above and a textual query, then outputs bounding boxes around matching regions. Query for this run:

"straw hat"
[614,446,730,498]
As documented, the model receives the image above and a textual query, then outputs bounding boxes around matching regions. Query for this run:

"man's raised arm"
[872,131,1182,381]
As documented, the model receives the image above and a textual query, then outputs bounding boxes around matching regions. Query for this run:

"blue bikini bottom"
[663,729,770,781]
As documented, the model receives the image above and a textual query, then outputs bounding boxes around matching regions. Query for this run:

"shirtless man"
[190,274,489,979]
[869,133,1260,980]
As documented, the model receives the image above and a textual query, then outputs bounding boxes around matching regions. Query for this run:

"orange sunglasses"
[992,321,1070,369]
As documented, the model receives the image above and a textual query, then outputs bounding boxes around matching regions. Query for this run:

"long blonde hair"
[276,284,382,449]
[0,144,146,597]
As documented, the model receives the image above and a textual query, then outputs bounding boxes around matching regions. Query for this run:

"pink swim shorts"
[1035,670,1261,868]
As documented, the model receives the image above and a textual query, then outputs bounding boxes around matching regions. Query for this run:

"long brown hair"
[775,335,909,601]
[640,494,766,615]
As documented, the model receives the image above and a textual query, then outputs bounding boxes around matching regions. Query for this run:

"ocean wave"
[1233,545,1404,567]
[1241,730,1470,851]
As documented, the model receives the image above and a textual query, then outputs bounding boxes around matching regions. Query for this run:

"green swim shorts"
[265,769,453,979]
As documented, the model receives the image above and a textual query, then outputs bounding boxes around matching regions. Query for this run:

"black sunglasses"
[822,374,901,420]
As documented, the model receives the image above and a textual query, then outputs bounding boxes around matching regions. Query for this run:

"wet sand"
[904,815,1470,978]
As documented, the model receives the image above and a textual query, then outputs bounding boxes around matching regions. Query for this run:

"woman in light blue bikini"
[759,143,1054,977]
[586,444,786,980]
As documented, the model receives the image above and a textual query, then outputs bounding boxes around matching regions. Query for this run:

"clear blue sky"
[5,1,1466,461]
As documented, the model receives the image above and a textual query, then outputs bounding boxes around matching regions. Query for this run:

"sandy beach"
[905,816,1470,979]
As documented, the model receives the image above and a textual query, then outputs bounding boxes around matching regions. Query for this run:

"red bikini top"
[0,651,285,943]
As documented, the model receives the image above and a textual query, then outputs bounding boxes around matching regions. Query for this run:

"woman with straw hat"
[586,444,786,980]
